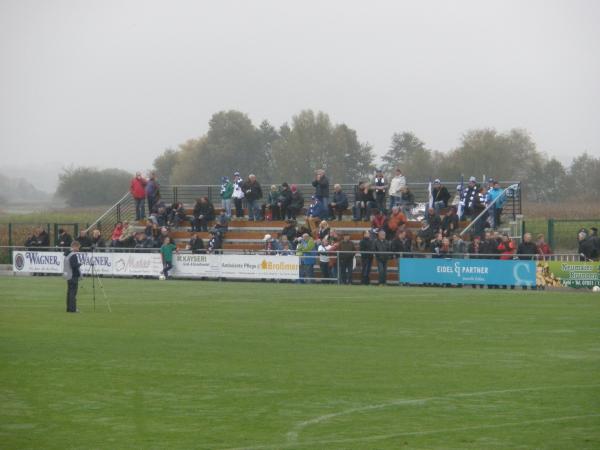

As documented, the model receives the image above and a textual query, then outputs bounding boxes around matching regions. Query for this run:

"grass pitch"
[1,277,599,449]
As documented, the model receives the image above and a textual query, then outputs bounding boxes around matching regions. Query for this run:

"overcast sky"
[1,0,599,190]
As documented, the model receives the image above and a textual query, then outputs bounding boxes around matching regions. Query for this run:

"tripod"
[82,247,111,313]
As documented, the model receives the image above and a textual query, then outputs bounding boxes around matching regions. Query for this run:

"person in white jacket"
[388,168,406,209]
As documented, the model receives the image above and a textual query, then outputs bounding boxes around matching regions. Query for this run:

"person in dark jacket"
[353,182,376,221]
[277,182,293,221]
[288,185,304,220]
[460,176,479,219]
[192,197,215,232]
[64,241,82,313]
[424,208,442,234]
[373,169,387,213]
[373,230,391,285]
[187,233,205,254]
[338,233,356,285]
[358,230,375,284]
[431,179,451,212]
[56,228,73,249]
[391,229,412,257]
[329,184,349,221]
[77,230,92,250]
[242,174,263,221]
[90,229,105,250]
[578,230,596,261]
[441,207,459,237]
[312,169,330,215]
[517,233,538,260]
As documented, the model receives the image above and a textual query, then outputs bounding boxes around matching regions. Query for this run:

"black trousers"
[66,279,79,312]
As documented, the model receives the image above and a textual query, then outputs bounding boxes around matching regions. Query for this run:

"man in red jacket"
[130,172,147,220]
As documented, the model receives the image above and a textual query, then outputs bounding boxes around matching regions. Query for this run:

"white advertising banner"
[111,252,163,276]
[172,253,222,277]
[12,251,64,274]
[219,254,299,280]
[12,251,299,280]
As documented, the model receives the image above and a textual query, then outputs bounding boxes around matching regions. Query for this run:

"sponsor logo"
[14,253,25,271]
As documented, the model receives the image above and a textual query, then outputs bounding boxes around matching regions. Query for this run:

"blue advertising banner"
[399,258,537,287]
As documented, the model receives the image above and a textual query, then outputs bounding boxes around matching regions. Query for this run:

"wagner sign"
[399,258,537,287]
[12,251,64,274]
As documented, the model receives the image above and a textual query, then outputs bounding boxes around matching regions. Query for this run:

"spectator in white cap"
[263,233,281,255]
[431,179,451,213]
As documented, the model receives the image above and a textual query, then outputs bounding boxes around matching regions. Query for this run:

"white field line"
[224,383,600,450]
[226,413,600,450]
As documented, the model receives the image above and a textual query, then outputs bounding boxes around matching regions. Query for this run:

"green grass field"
[1,277,599,449]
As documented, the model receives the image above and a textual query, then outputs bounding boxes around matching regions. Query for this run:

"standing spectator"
[373,168,387,213]
[130,171,147,221]
[232,172,245,218]
[56,228,73,249]
[460,176,479,220]
[578,230,595,261]
[589,227,600,260]
[398,186,415,217]
[373,230,391,285]
[431,179,451,212]
[36,227,50,249]
[90,229,105,250]
[472,187,489,237]
[220,176,234,218]
[187,233,205,254]
[536,234,552,260]
[312,169,330,216]
[288,184,304,220]
[329,184,349,221]
[296,233,316,283]
[192,197,215,232]
[338,233,356,285]
[64,241,82,313]
[358,230,375,285]
[159,237,177,279]
[517,233,538,259]
[486,180,506,229]
[145,172,160,214]
[451,233,467,257]
[388,168,406,209]
[317,237,331,282]
[278,182,292,221]
[242,174,263,221]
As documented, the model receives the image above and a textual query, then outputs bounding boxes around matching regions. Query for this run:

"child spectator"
[159,237,177,279]
[232,172,245,218]
[220,176,234,218]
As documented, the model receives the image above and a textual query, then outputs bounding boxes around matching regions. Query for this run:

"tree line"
[56,109,599,206]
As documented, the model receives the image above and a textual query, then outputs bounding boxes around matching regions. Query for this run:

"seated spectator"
[431,179,451,212]
[359,230,374,285]
[263,234,282,255]
[168,202,187,228]
[56,228,73,249]
[119,221,136,248]
[353,182,376,221]
[385,206,407,239]
[497,233,516,260]
[536,234,552,260]
[417,221,434,248]
[282,220,299,250]
[370,209,386,236]
[433,237,452,258]
[77,230,92,250]
[393,229,413,257]
[467,234,483,258]
[280,241,293,256]
[277,182,292,220]
[264,185,281,221]
[157,226,170,247]
[430,232,444,255]
[414,236,427,253]
[338,233,356,285]
[214,211,229,236]
[517,232,538,260]
[424,207,442,234]
[398,186,415,217]
[329,184,349,221]
[441,207,459,236]
[24,229,39,249]
[451,233,467,256]
[317,220,330,241]
[288,184,304,220]
[149,223,161,247]
[187,233,205,254]
[110,222,124,247]
[192,197,215,232]
[207,230,222,254]
[144,219,154,237]
[134,232,153,249]
[306,196,326,233]
[90,229,105,250]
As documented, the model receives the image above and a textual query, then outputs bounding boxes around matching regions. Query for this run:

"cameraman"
[63,241,82,313]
